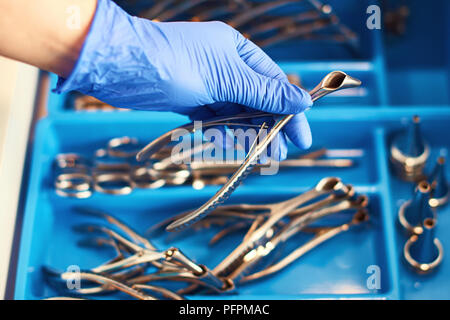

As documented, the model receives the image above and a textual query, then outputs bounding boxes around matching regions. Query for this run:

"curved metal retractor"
[134,71,361,232]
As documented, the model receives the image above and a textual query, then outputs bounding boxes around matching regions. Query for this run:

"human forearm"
[0,0,97,77]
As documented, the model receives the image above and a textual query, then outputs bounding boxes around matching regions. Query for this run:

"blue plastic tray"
[14,110,401,300]
[384,0,450,106]
[14,107,450,300]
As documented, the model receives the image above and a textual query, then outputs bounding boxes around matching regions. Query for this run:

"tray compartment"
[383,0,450,106]
[381,114,450,299]
[23,113,381,194]
[14,114,397,299]
[15,190,393,299]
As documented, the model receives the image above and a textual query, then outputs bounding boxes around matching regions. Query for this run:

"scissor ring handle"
[131,167,166,189]
[55,189,92,199]
[94,173,135,195]
[108,136,140,158]
[55,153,90,170]
[55,173,92,192]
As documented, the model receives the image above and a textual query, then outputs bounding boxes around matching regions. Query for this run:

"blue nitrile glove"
[55,0,313,160]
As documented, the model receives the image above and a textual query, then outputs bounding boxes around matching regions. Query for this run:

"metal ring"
[55,153,89,170]
[131,167,166,189]
[429,194,450,208]
[94,173,135,195]
[404,234,444,274]
[398,182,437,234]
[94,148,132,171]
[390,143,430,169]
[398,200,421,234]
[107,137,140,158]
[55,188,92,199]
[55,173,92,192]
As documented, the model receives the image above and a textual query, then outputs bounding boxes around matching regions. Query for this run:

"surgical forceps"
[136,71,362,232]
[228,0,301,29]
[171,177,369,293]
[156,0,211,22]
[188,156,355,172]
[43,267,178,300]
[239,209,369,283]
[140,0,177,20]
[45,207,231,297]
[204,177,350,277]
[190,0,250,22]
[254,2,357,50]
[255,17,339,49]
[149,178,357,238]
[306,0,358,51]
[142,0,245,21]
[210,193,367,248]
[155,147,359,175]
[244,9,324,38]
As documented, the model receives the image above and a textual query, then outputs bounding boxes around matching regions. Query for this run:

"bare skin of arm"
[0,0,97,77]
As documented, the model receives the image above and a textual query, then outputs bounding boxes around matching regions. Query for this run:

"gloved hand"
[55,0,313,160]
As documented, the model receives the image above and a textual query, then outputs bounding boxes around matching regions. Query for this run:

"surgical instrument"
[207,178,351,278]
[169,177,369,293]
[73,95,124,112]
[239,210,369,283]
[244,9,323,38]
[429,157,449,207]
[156,147,359,177]
[156,0,211,22]
[228,0,300,29]
[107,136,141,158]
[93,173,136,195]
[403,217,444,274]
[43,208,233,299]
[142,0,247,21]
[398,181,436,234]
[255,17,340,49]
[73,208,229,293]
[148,177,352,235]
[390,115,429,182]
[140,71,362,232]
[190,1,250,22]
[139,0,176,20]
[54,173,92,199]
[383,0,410,36]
